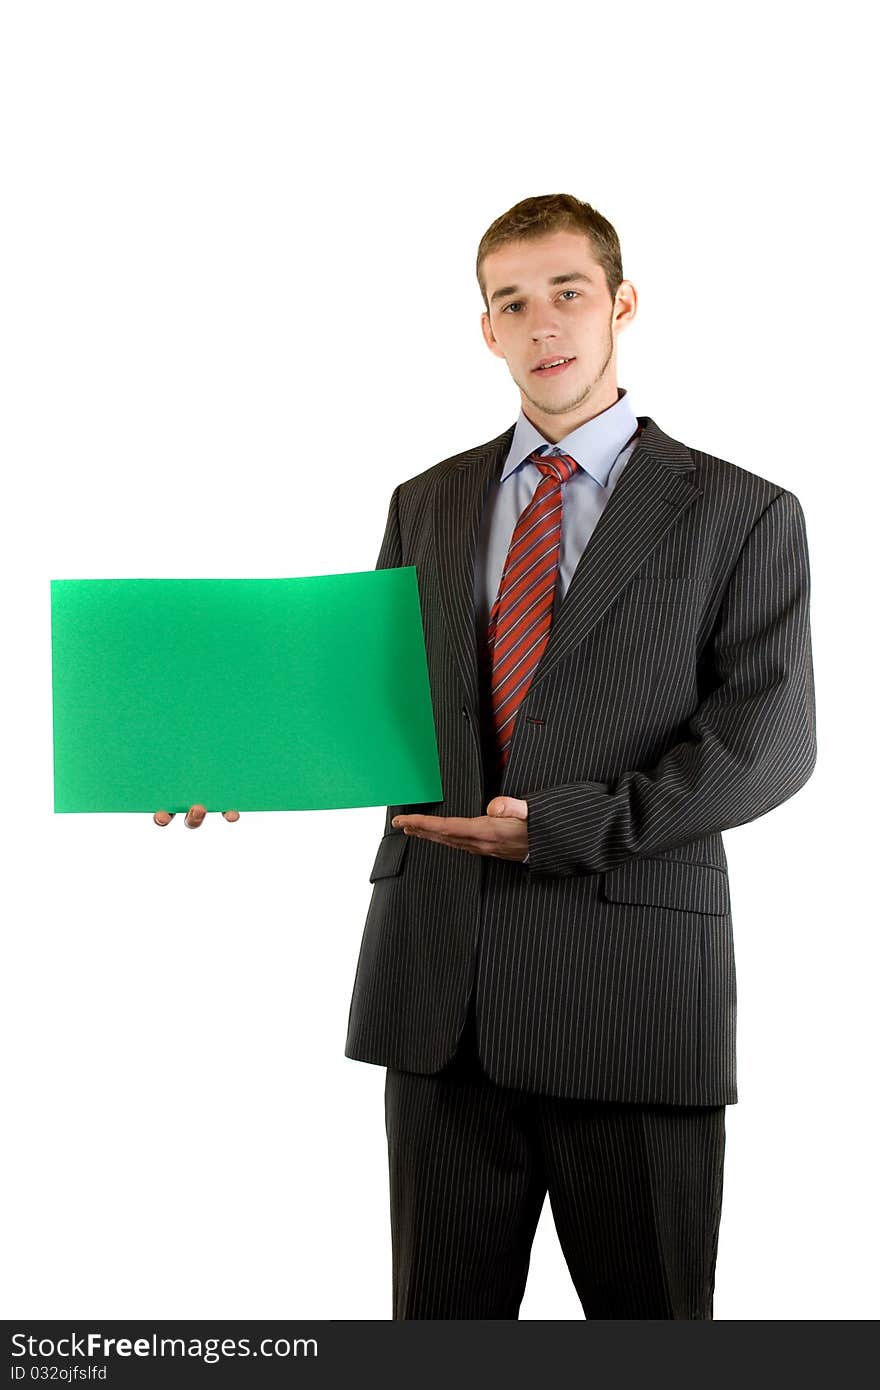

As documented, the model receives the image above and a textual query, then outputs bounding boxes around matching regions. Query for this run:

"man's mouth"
[532,356,575,376]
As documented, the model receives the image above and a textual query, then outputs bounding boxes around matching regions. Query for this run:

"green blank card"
[50,571,443,813]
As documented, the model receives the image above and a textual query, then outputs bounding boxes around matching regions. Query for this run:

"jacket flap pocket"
[602,857,730,915]
[369,831,410,883]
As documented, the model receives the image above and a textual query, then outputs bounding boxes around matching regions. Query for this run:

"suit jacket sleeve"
[376,485,403,570]
[524,488,818,876]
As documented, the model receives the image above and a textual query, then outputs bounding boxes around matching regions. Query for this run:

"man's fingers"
[153,807,239,826]
[395,814,468,835]
[486,796,529,820]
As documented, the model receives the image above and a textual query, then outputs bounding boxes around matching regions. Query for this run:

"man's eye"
[501,290,579,314]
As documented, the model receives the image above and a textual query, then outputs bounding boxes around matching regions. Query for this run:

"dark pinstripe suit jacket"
[345,415,817,1105]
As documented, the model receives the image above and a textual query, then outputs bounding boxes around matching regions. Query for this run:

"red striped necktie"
[487,448,579,772]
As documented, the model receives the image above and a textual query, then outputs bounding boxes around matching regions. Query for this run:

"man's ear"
[612,280,638,335]
[481,311,505,360]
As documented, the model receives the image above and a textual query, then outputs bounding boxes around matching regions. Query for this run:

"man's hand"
[391,797,529,862]
[153,804,240,828]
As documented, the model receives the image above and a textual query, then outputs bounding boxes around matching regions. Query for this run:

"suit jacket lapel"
[530,416,702,688]
[433,424,513,716]
[432,415,702,716]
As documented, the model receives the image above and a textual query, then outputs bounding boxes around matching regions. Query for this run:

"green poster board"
[50,570,443,813]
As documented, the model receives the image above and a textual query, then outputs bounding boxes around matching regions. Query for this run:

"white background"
[2,0,877,1321]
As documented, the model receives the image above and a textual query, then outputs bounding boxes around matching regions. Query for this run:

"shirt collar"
[500,387,639,488]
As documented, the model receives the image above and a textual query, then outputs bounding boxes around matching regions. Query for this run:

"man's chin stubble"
[520,376,595,416]
[518,328,615,417]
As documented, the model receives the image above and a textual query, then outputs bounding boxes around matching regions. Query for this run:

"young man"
[158,193,816,1318]
[343,193,817,1319]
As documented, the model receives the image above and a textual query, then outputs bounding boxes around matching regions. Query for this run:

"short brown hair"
[476,193,623,312]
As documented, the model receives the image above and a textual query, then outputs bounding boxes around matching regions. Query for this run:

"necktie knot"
[530,449,579,486]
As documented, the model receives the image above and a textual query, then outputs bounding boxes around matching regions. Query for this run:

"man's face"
[480,229,636,438]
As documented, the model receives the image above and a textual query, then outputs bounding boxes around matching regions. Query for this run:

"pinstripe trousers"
[384,996,726,1320]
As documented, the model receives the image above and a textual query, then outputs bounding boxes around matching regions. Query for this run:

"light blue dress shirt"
[474,387,642,861]
[474,386,642,640]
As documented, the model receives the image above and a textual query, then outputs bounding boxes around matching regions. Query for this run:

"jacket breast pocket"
[369,830,410,882]
[601,857,731,915]
[626,577,709,606]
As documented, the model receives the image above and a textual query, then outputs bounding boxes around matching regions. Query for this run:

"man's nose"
[530,309,561,337]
